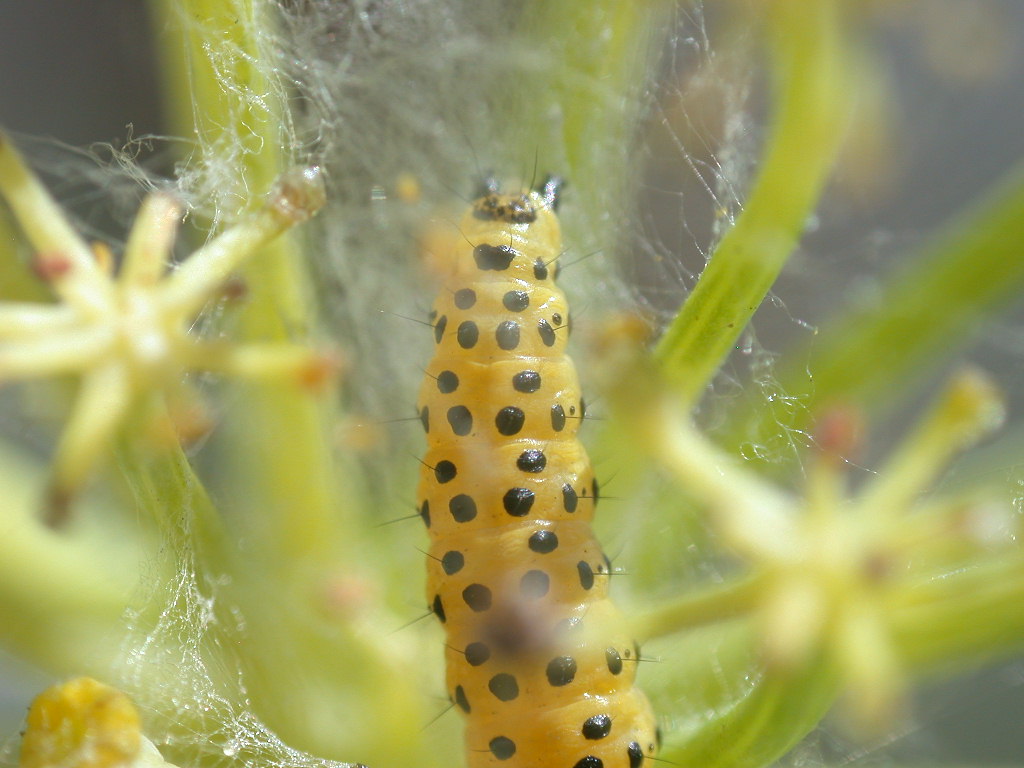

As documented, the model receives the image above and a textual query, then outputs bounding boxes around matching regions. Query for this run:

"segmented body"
[418,183,657,768]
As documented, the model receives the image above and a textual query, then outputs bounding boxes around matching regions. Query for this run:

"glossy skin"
[418,188,657,768]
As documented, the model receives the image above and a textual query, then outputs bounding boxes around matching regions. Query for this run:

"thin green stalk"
[147,0,347,571]
[0,209,51,304]
[654,0,852,406]
[887,554,1024,673]
[766,159,1024,429]
[633,573,763,642]
[0,440,141,675]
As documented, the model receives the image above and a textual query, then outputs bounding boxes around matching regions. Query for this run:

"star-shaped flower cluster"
[0,133,328,525]
[639,363,1013,727]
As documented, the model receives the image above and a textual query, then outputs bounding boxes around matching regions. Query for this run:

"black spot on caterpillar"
[416,178,657,768]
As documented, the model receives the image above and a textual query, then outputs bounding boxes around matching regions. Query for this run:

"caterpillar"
[417,178,658,768]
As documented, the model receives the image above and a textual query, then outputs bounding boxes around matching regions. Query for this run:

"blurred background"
[1,1,1023,764]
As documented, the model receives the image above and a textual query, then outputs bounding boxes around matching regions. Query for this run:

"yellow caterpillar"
[417,179,657,768]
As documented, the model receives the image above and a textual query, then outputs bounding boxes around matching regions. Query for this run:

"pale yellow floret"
[0,134,329,524]
[639,366,1008,729]
[19,678,177,768]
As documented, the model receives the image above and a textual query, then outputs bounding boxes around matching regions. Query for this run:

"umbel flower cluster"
[0,134,329,525]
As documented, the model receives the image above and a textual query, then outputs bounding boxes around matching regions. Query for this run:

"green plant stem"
[0,212,51,304]
[654,0,852,406]
[116,439,429,768]
[0,440,140,674]
[116,433,233,570]
[767,159,1024,430]
[887,554,1024,672]
[517,1,666,210]
[632,573,763,642]
[147,0,348,571]
[652,622,836,768]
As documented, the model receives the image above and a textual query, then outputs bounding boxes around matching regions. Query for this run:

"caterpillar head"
[471,175,564,221]
[452,178,564,283]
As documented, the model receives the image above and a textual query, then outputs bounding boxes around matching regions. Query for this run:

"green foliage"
[1,2,1022,768]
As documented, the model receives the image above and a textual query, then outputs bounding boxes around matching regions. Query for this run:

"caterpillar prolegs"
[417,179,657,768]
